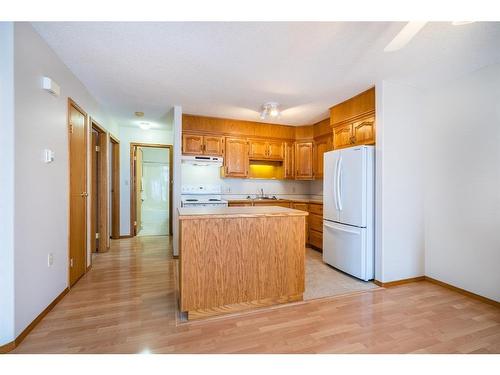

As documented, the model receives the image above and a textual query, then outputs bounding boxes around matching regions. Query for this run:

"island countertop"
[178,205,309,220]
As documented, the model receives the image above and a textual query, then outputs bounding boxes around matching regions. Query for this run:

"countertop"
[178,206,309,220]
[227,198,323,204]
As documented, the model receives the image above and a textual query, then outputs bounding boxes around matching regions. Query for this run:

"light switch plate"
[43,149,55,163]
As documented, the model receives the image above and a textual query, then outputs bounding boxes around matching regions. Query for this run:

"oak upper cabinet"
[295,142,314,180]
[267,141,284,160]
[352,116,375,146]
[313,135,332,179]
[284,142,295,179]
[203,135,224,156]
[182,133,224,156]
[330,87,376,150]
[182,134,204,155]
[333,123,353,149]
[224,137,248,178]
[248,139,268,159]
[248,139,284,160]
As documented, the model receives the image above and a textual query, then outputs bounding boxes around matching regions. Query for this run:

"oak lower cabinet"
[253,201,291,208]
[182,133,224,156]
[307,203,323,250]
[224,137,248,178]
[313,135,332,179]
[295,142,314,180]
[291,202,309,244]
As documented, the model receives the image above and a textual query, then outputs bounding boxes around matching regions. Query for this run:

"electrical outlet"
[48,253,54,267]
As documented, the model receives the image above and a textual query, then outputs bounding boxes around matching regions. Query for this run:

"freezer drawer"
[322,221,374,281]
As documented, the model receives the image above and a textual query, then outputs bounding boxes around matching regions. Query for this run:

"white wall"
[0,22,15,346]
[118,126,174,235]
[11,22,115,338]
[423,63,500,302]
[172,106,182,256]
[375,81,425,283]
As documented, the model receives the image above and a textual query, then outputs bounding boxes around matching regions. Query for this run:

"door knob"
[81,192,88,197]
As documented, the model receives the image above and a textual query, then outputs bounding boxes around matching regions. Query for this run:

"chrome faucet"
[260,188,264,198]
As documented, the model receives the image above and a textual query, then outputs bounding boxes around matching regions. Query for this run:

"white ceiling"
[33,22,500,127]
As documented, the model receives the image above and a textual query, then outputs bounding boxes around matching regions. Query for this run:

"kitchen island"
[178,206,308,320]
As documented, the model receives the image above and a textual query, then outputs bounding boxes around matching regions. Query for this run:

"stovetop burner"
[185,199,198,202]
[208,198,221,202]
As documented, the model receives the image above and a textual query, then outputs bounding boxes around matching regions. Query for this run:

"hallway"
[13,237,500,354]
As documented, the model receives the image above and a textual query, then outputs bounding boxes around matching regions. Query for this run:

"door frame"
[90,119,109,252]
[130,143,173,236]
[67,98,88,286]
[110,134,121,239]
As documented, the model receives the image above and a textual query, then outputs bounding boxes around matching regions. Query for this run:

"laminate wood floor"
[13,236,500,354]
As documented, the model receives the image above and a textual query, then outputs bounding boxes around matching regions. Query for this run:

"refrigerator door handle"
[337,156,343,211]
[333,157,339,210]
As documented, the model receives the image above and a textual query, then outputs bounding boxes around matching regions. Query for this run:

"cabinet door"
[267,141,284,160]
[284,142,295,179]
[224,137,248,178]
[333,123,353,150]
[352,116,375,146]
[313,135,332,179]
[182,134,204,155]
[295,142,314,180]
[248,139,268,159]
[204,135,224,156]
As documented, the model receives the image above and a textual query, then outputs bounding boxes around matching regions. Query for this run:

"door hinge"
[69,124,73,133]
[95,232,100,239]
[134,156,137,161]
[70,258,74,268]
[134,221,137,227]
[95,146,100,152]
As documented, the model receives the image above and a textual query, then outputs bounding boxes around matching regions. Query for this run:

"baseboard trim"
[119,235,133,239]
[424,276,500,308]
[0,287,69,354]
[373,276,425,287]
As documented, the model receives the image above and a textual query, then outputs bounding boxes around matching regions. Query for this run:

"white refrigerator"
[323,145,375,281]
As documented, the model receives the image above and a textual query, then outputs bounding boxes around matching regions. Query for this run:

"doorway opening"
[90,119,109,253]
[110,135,120,239]
[130,143,173,237]
[68,99,88,286]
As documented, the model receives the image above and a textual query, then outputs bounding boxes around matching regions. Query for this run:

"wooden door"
[224,137,248,177]
[352,116,375,145]
[313,135,332,179]
[295,142,314,180]
[267,141,284,160]
[68,101,87,286]
[90,129,99,252]
[203,135,224,156]
[135,148,143,235]
[110,139,120,239]
[333,123,353,149]
[248,139,268,159]
[284,142,295,179]
[182,134,204,155]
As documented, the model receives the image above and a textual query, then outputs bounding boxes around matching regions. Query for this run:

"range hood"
[181,155,223,166]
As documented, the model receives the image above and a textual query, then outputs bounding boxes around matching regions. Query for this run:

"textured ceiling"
[33,22,500,127]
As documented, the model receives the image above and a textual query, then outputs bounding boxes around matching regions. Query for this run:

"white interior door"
[338,146,366,227]
[323,221,368,280]
[323,150,340,223]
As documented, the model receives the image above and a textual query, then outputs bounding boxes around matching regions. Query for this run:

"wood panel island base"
[178,206,308,320]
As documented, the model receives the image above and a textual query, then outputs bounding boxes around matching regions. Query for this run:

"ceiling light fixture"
[260,102,280,120]
[139,122,151,130]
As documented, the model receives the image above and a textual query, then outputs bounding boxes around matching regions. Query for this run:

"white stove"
[181,185,228,207]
